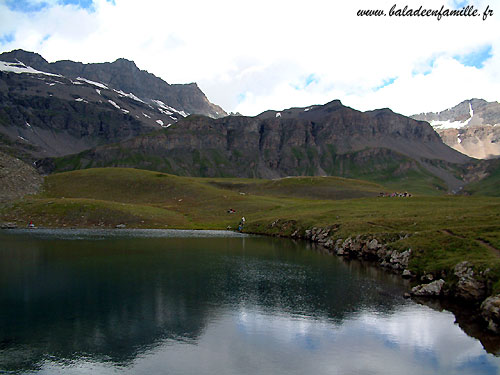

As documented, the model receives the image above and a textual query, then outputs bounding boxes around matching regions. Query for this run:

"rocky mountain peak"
[371,108,394,114]
[112,58,138,69]
[0,49,50,71]
[411,98,500,159]
[323,99,343,108]
[413,98,492,123]
[0,49,227,119]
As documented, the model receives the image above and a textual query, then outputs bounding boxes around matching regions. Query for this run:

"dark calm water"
[1,229,500,375]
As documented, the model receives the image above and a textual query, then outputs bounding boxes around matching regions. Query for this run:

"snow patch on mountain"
[430,120,468,129]
[158,107,173,116]
[152,100,188,117]
[76,77,108,89]
[108,100,120,110]
[0,60,61,77]
[113,89,145,103]
[430,103,475,129]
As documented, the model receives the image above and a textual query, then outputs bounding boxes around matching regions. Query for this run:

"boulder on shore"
[481,295,500,333]
[453,261,486,301]
[410,279,445,297]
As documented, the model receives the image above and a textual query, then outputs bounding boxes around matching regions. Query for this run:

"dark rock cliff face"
[47,101,470,190]
[0,49,226,160]
[0,49,226,119]
[257,101,464,162]
[0,70,170,159]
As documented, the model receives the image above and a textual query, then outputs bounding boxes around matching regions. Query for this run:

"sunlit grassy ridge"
[2,167,500,289]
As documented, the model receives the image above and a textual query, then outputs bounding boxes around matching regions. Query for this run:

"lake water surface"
[1,229,499,375]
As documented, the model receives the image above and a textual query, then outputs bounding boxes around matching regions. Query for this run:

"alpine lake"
[1,229,500,375]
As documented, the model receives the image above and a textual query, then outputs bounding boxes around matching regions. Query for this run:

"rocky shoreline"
[264,220,500,334]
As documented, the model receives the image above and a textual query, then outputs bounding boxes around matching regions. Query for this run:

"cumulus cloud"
[0,0,499,116]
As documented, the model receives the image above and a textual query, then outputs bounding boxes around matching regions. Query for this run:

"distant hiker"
[238,217,245,232]
[28,221,35,228]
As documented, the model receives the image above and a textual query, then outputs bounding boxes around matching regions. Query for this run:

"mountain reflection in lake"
[1,229,499,375]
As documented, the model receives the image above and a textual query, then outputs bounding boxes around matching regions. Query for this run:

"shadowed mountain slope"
[42,100,470,193]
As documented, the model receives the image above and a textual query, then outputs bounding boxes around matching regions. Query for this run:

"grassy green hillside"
[48,146,451,196]
[3,168,385,229]
[2,167,500,291]
[463,159,500,197]
[206,175,384,200]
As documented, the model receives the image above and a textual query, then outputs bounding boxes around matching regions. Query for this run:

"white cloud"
[0,0,499,116]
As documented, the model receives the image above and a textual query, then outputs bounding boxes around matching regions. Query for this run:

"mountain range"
[1,49,499,196]
[39,99,473,193]
[412,99,500,159]
[0,49,225,160]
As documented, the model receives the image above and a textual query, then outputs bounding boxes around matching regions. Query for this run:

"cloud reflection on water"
[33,304,500,375]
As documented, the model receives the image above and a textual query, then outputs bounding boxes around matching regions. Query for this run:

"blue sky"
[0,32,14,45]
[0,0,499,116]
[452,0,469,7]
[375,77,397,91]
[3,0,117,13]
[4,0,94,12]
[4,0,49,12]
[455,44,493,68]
